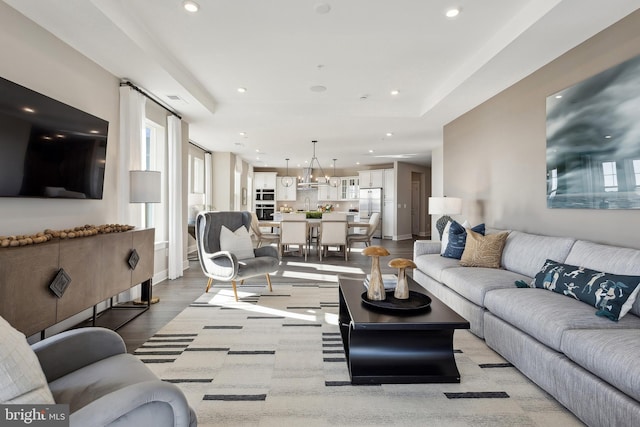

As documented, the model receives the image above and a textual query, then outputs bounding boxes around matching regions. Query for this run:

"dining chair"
[279,216,309,261]
[250,212,280,248]
[347,212,380,253]
[196,211,280,301]
[319,219,348,261]
[321,212,347,221]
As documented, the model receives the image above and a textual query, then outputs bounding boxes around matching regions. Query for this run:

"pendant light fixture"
[298,140,328,188]
[328,159,340,187]
[281,158,294,187]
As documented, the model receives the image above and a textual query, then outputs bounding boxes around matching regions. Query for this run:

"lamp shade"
[130,170,161,203]
[428,197,462,215]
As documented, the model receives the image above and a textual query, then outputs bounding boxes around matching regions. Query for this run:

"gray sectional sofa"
[413,230,640,427]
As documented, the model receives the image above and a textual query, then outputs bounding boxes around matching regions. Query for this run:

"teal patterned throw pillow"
[531,259,640,321]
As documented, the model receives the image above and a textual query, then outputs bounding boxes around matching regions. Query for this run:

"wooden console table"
[0,228,154,338]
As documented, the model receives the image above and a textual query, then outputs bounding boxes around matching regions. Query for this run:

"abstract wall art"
[546,53,640,209]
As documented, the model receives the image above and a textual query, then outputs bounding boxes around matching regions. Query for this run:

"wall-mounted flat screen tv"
[0,76,108,199]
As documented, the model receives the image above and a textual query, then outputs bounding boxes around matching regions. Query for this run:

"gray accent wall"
[443,10,640,250]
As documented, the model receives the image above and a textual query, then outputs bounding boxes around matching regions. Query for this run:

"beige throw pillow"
[460,230,509,268]
[0,315,55,404]
[219,225,255,260]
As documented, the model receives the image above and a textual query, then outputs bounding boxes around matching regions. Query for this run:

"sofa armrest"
[32,327,126,383]
[70,380,196,427]
[413,240,441,258]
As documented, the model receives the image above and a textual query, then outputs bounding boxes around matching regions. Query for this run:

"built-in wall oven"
[255,203,275,220]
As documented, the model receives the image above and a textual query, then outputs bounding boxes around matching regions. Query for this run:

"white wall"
[443,10,640,249]
[0,2,120,235]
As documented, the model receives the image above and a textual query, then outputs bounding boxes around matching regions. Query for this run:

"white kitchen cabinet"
[383,199,395,239]
[340,176,359,200]
[276,176,297,201]
[254,172,277,189]
[383,168,395,200]
[358,169,383,188]
[317,178,339,201]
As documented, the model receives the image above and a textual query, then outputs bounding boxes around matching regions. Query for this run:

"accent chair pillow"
[531,259,640,321]
[0,315,55,404]
[460,230,509,268]
[442,221,485,259]
[219,225,255,260]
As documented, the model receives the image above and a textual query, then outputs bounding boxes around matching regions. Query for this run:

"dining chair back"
[347,212,380,253]
[279,217,309,261]
[319,219,348,261]
[250,212,280,248]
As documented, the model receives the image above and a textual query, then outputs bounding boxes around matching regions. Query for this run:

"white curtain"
[118,86,146,226]
[205,152,213,210]
[234,155,243,211]
[168,116,184,279]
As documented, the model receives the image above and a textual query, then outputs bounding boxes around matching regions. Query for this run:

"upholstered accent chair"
[347,212,380,253]
[196,211,279,301]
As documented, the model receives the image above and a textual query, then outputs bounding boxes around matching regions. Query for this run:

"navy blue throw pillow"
[531,259,640,321]
[442,221,485,259]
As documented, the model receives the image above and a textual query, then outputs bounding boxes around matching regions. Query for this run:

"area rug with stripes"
[134,281,583,427]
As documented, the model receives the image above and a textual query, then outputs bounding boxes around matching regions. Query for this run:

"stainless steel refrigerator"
[359,188,382,238]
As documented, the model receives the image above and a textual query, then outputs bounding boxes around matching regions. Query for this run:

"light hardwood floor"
[117,237,418,352]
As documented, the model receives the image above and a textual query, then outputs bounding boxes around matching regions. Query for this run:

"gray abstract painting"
[546,54,640,209]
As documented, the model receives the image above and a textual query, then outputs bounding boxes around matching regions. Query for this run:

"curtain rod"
[120,81,182,120]
[189,140,211,154]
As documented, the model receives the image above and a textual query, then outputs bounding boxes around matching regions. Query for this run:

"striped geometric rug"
[134,281,583,427]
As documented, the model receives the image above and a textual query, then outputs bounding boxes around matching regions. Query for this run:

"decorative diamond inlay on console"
[49,268,72,298]
[128,249,140,270]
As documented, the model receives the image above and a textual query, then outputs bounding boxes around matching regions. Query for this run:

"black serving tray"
[361,290,432,313]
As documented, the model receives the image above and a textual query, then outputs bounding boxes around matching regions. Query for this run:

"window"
[602,161,618,192]
[143,120,167,242]
[634,159,640,188]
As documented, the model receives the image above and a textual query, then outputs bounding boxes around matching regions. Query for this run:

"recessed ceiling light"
[368,149,374,153]
[183,1,199,13]
[356,162,360,165]
[237,87,247,93]
[445,8,460,18]
[390,90,399,96]
[239,132,246,137]
[605,135,612,139]
[314,3,331,14]
[386,132,394,137]
[555,95,563,99]
[23,107,35,113]
[310,85,327,92]
[89,130,99,134]
[360,94,369,100]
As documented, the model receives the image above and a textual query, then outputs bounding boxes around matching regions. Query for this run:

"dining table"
[258,218,370,254]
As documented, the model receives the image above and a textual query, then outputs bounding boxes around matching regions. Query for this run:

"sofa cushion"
[439,267,530,307]
[484,288,640,352]
[442,221,485,259]
[0,316,55,404]
[413,253,460,282]
[501,231,576,278]
[531,259,640,321]
[220,225,255,260]
[565,240,640,317]
[48,353,159,413]
[460,230,509,268]
[561,329,640,402]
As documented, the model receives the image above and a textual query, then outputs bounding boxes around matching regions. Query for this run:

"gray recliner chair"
[196,211,280,301]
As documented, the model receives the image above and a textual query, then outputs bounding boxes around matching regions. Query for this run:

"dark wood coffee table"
[338,274,470,384]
